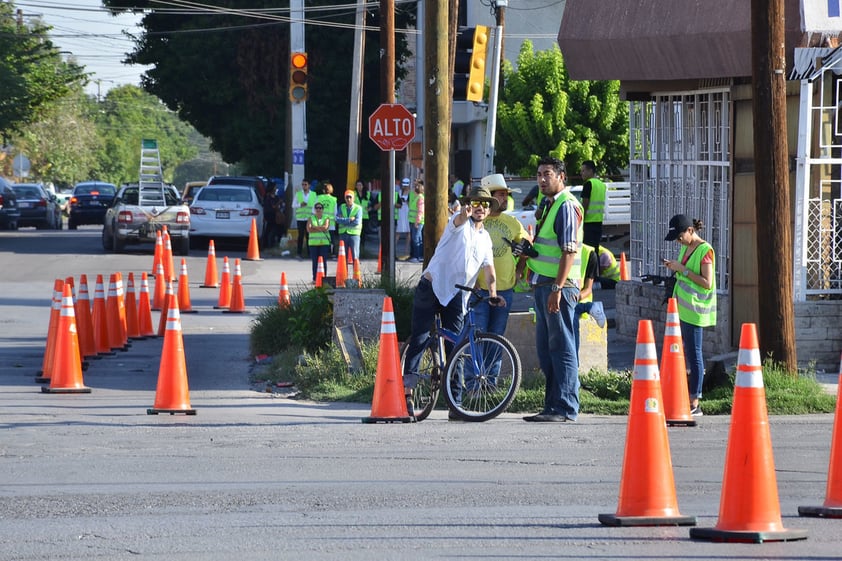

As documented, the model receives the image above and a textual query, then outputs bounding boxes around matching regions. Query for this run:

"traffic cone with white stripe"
[661,298,696,427]
[153,262,166,311]
[106,274,128,352]
[42,284,90,394]
[177,258,197,313]
[163,229,175,281]
[599,319,695,526]
[362,297,414,423]
[690,323,807,542]
[137,272,156,338]
[157,280,174,337]
[215,256,232,309]
[245,218,262,261]
[125,272,142,339]
[152,230,163,275]
[35,279,64,383]
[75,274,98,357]
[335,241,348,288]
[800,352,842,518]
[115,272,129,348]
[224,258,246,313]
[92,274,114,355]
[147,292,195,415]
[315,256,325,288]
[278,272,291,308]
[200,239,219,288]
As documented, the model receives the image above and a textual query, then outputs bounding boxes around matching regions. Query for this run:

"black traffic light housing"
[453,25,489,102]
[289,52,309,102]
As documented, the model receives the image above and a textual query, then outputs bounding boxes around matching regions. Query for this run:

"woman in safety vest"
[663,214,716,417]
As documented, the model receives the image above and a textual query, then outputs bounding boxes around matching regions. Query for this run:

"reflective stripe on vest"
[527,190,582,281]
[338,204,362,236]
[295,191,315,221]
[584,178,606,223]
[308,216,331,246]
[673,242,716,327]
[579,244,594,303]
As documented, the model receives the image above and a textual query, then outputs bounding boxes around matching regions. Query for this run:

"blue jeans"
[534,284,580,419]
[403,277,463,388]
[340,233,360,264]
[572,301,594,352]
[472,288,514,336]
[309,245,330,281]
[681,321,704,399]
[410,223,423,260]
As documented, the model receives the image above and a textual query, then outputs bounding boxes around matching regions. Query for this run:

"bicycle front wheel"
[443,333,522,422]
[399,341,441,422]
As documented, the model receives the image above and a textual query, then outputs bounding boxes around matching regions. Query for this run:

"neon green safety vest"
[674,242,716,327]
[359,193,370,220]
[408,192,424,225]
[584,178,606,223]
[338,203,363,236]
[527,190,582,282]
[295,190,316,221]
[597,246,620,282]
[308,216,331,246]
[317,194,336,224]
[579,244,594,303]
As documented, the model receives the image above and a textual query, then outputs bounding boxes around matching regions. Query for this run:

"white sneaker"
[589,302,606,328]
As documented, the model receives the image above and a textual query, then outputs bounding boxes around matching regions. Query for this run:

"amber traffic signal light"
[453,26,489,102]
[289,52,309,103]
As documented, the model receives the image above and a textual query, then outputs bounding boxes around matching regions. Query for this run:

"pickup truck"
[101,183,191,255]
[505,182,631,243]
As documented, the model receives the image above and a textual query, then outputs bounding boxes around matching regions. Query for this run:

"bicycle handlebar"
[454,284,503,307]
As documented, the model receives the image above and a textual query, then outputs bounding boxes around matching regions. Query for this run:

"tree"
[103,0,414,187]
[0,2,87,140]
[495,41,628,178]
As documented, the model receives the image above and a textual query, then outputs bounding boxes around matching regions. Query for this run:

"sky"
[16,0,149,97]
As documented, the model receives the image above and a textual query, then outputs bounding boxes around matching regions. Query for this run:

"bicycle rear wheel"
[443,333,522,422]
[399,342,441,422]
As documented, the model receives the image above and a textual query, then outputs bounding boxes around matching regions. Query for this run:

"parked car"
[182,180,207,205]
[0,177,20,230]
[189,184,263,246]
[102,183,190,255]
[68,181,117,230]
[206,175,267,202]
[11,183,62,229]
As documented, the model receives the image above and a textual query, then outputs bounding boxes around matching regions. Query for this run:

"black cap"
[664,214,693,241]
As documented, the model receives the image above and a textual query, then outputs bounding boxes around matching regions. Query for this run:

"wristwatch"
[550,283,561,292]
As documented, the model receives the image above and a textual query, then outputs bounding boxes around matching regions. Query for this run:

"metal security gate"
[628,90,731,290]
[793,47,842,300]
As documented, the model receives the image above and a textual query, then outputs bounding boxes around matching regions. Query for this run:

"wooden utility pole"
[379,0,396,285]
[422,0,454,260]
[751,0,797,372]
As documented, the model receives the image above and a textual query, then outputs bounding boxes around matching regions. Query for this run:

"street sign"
[13,153,30,178]
[368,104,415,151]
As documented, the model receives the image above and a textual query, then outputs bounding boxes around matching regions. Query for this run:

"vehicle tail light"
[0,195,4,206]
[118,210,133,223]
[70,196,79,205]
[90,190,100,196]
[36,199,47,208]
[190,207,206,215]
[176,211,190,223]
[239,208,260,216]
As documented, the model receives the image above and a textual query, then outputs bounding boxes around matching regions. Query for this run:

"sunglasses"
[314,206,324,210]
[470,201,490,209]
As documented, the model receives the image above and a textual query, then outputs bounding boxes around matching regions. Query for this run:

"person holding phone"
[662,214,716,416]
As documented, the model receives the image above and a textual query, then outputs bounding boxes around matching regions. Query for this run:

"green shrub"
[250,287,332,355]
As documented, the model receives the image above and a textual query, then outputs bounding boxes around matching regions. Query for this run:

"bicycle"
[400,284,523,422]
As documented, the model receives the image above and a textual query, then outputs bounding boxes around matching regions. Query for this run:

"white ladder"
[138,139,167,206]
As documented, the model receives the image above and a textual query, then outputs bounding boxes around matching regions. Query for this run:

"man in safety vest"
[295,179,317,258]
[522,156,583,423]
[596,245,620,289]
[336,190,363,262]
[580,160,606,255]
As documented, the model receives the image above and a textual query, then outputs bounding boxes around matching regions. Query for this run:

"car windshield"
[197,187,253,203]
[75,184,116,196]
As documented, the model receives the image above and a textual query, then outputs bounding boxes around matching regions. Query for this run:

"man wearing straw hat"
[402,185,505,416]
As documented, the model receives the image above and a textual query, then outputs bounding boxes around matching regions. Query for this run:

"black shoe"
[448,410,462,421]
[523,413,567,422]
[405,394,415,417]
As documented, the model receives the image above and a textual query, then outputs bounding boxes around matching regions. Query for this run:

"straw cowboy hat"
[460,185,500,213]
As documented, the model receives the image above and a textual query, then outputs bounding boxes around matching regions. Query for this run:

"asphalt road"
[1,227,840,560]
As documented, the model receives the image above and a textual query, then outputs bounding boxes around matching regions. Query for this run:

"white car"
[189,184,263,246]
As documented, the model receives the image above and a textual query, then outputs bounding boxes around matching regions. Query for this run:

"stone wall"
[332,289,387,342]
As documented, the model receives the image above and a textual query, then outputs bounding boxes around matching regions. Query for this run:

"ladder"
[138,139,167,206]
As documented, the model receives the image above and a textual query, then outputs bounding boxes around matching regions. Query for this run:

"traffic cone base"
[362,297,414,423]
[797,505,842,518]
[689,526,808,544]
[599,319,695,527]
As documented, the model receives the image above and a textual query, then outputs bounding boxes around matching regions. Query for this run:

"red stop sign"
[368,104,416,151]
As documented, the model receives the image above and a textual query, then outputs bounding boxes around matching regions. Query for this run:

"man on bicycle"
[403,185,505,417]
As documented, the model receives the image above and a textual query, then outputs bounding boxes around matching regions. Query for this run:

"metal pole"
[290,0,307,189]
[345,0,366,191]
[484,1,506,175]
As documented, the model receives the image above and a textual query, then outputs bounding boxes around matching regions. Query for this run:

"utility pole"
[751,0,796,372]
[345,0,366,192]
[379,0,396,285]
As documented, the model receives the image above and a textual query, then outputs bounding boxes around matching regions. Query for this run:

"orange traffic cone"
[278,272,291,308]
[215,256,232,309]
[690,323,807,542]
[106,274,128,352]
[115,272,129,348]
[147,293,195,415]
[200,240,219,288]
[177,258,197,313]
[353,258,362,287]
[152,230,163,275]
[75,274,98,358]
[157,280,174,337]
[315,256,325,288]
[137,272,156,338]
[91,274,114,355]
[125,273,141,339]
[362,297,414,423]
[619,252,630,281]
[153,262,166,311]
[224,258,246,313]
[245,218,262,261]
[660,297,696,427]
[335,241,348,288]
[35,279,64,383]
[599,319,695,527]
[376,245,382,274]
[42,284,90,394]
[800,352,842,518]
[163,230,175,281]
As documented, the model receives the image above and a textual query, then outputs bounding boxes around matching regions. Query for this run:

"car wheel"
[101,226,111,250]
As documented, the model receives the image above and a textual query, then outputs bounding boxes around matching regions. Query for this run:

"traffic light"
[453,25,489,102]
[289,52,309,102]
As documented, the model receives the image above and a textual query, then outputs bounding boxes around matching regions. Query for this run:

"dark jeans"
[583,222,602,254]
[297,220,309,257]
[681,321,705,400]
